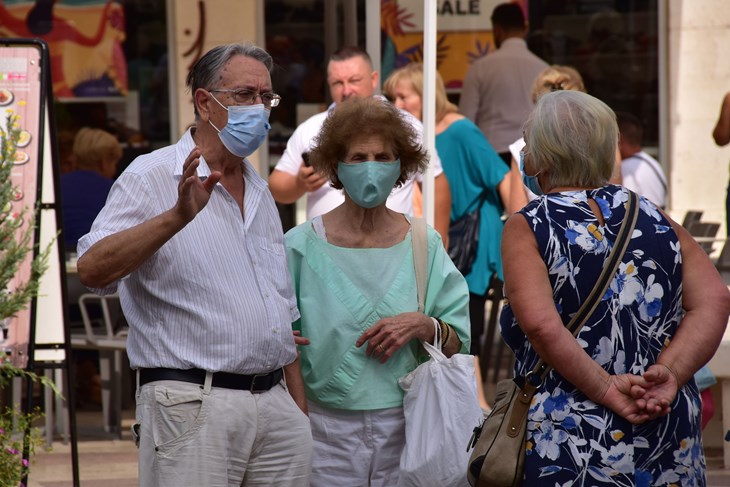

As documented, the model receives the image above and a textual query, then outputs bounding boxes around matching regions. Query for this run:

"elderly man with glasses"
[76,43,312,487]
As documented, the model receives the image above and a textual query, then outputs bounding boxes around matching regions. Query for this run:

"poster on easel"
[0,38,65,367]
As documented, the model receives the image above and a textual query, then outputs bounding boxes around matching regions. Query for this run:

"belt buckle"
[249,372,268,393]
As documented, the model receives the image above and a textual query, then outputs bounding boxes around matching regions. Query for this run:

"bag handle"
[412,217,448,362]
[528,190,640,384]
[421,318,447,361]
[411,217,428,314]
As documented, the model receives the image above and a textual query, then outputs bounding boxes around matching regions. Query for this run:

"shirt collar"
[174,128,211,178]
[174,128,268,192]
[499,37,528,50]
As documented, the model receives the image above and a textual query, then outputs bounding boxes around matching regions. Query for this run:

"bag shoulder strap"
[530,190,640,383]
[411,217,428,313]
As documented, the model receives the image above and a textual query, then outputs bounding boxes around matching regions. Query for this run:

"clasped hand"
[601,364,678,424]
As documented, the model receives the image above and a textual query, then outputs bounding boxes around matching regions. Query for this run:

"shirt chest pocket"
[250,235,292,293]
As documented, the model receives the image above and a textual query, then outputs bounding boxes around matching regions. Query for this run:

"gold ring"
[377,344,384,353]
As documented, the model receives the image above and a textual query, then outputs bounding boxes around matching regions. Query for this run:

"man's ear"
[195,88,212,121]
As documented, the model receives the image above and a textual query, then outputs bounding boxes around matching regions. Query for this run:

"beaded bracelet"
[429,317,448,349]
[429,317,455,350]
[438,318,450,348]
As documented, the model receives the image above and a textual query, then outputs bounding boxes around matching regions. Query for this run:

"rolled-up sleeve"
[77,171,157,294]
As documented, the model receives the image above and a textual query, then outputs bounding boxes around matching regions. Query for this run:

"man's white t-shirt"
[621,151,667,208]
[274,101,443,219]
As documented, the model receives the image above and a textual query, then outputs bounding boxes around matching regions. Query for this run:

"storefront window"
[265,0,366,229]
[33,0,172,174]
[265,0,366,155]
[527,0,659,146]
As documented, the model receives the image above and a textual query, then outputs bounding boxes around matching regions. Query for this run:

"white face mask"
[209,95,271,157]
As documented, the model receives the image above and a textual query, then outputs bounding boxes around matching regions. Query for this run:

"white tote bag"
[398,218,483,487]
[397,338,483,487]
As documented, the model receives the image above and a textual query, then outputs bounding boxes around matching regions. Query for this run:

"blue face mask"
[519,151,543,196]
[209,96,271,158]
[337,159,401,208]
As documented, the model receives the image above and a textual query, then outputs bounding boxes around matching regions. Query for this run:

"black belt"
[139,367,283,393]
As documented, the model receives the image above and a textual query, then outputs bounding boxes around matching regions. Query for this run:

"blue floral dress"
[500,185,705,486]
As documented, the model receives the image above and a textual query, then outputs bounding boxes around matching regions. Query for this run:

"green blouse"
[285,219,470,410]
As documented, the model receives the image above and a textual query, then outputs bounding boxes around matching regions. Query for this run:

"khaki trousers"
[135,374,312,487]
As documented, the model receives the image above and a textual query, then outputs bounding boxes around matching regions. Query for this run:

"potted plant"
[0,108,56,486]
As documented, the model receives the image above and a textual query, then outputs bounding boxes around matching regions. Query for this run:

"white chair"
[71,293,127,437]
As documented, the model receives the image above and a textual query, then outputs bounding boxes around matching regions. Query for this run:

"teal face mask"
[337,159,401,208]
[519,150,543,196]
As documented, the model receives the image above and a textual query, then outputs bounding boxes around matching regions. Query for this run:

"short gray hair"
[185,43,273,118]
[524,90,617,189]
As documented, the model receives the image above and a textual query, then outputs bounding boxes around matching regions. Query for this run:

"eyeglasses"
[210,89,281,108]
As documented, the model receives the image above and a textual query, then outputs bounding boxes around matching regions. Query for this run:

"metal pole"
[366,0,381,91]
[343,0,358,47]
[165,0,179,141]
[422,0,437,226]
[255,0,270,179]
[324,0,338,72]
[658,1,669,210]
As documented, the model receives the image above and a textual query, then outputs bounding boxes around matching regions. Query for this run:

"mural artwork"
[0,0,127,98]
[381,0,527,90]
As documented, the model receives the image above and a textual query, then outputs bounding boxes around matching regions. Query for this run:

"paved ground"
[23,408,730,487]
[26,409,137,487]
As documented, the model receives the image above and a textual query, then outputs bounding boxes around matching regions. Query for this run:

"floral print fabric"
[500,185,706,486]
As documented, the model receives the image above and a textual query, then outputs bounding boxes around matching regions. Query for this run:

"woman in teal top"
[285,97,470,486]
[384,63,512,409]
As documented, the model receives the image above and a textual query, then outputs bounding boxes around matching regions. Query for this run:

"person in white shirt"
[76,43,312,487]
[617,111,667,208]
[269,46,452,241]
[458,2,548,164]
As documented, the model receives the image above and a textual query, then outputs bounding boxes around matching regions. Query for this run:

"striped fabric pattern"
[78,130,299,374]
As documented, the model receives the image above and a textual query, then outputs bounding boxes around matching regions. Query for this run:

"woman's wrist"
[655,362,680,384]
[587,371,612,405]
[426,316,452,349]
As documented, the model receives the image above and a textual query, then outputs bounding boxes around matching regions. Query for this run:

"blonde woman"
[61,127,121,249]
[508,64,621,209]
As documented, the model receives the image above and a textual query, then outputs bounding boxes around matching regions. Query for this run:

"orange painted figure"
[0,0,127,97]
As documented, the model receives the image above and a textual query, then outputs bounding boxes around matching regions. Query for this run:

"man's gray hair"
[186,43,273,117]
[524,90,617,189]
